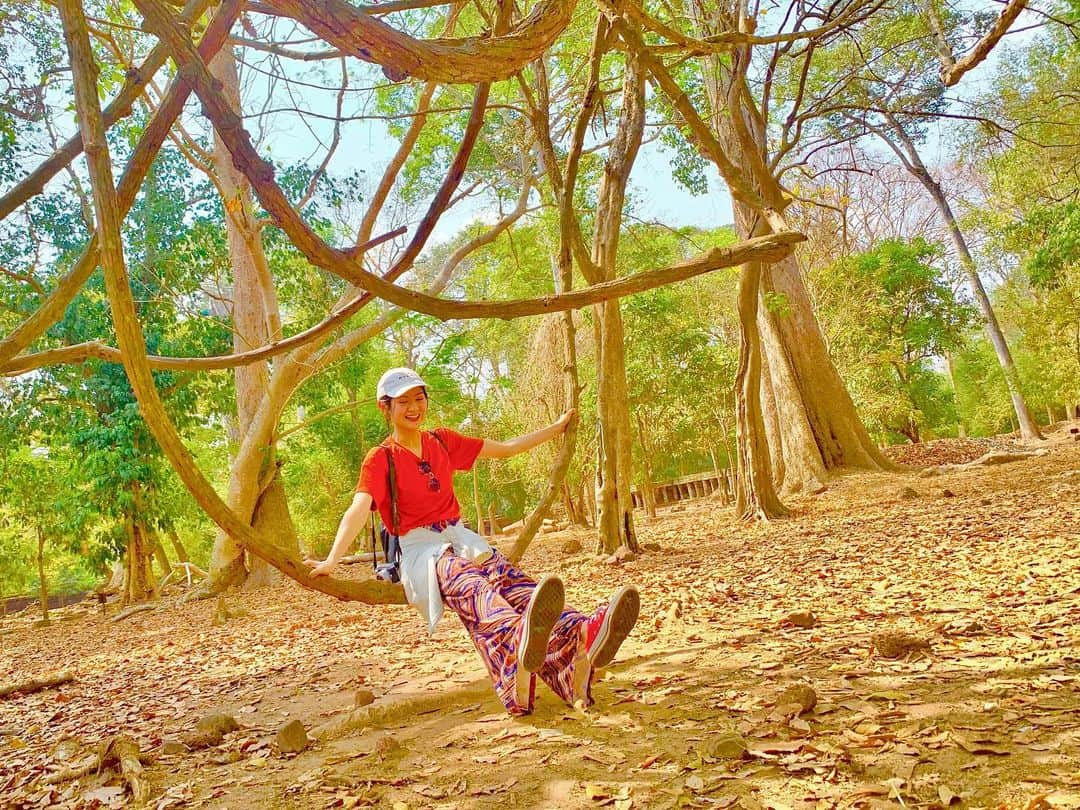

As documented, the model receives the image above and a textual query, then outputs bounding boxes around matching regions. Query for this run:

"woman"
[306,367,640,715]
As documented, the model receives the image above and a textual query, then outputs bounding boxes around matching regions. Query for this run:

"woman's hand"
[554,408,576,433]
[304,557,337,578]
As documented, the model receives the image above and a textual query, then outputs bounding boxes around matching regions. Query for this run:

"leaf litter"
[1,434,1079,808]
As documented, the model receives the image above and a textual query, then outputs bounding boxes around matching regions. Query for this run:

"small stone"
[873,631,931,659]
[560,538,583,555]
[276,719,309,754]
[160,738,187,755]
[374,735,401,758]
[643,542,661,552]
[783,611,817,629]
[184,713,240,749]
[701,733,748,759]
[900,486,919,499]
[196,713,239,737]
[941,489,956,498]
[354,689,376,708]
[776,684,817,715]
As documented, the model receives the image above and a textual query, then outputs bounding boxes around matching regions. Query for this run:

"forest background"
[0,0,1076,611]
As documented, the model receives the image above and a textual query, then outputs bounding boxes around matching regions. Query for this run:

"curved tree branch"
[137,0,805,321]
[57,0,405,605]
[0,0,212,223]
[256,0,579,82]
[0,0,235,368]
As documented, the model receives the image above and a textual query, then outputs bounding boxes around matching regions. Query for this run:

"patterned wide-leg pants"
[435,548,595,715]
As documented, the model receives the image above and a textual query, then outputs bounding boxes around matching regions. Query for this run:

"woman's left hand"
[555,409,576,433]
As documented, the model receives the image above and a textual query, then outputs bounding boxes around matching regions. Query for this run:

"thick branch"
[0,228,405,375]
[257,0,578,82]
[138,0,804,320]
[941,0,1029,87]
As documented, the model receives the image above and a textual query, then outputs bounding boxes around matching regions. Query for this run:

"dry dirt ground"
[2,429,1079,810]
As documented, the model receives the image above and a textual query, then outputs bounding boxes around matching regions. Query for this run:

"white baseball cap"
[377,367,427,400]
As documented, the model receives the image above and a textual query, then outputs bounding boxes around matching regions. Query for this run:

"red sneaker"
[584,585,640,669]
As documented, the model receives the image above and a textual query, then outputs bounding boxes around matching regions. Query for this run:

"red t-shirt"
[356,428,484,535]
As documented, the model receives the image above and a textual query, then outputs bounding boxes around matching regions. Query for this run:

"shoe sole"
[519,575,565,673]
[588,585,639,669]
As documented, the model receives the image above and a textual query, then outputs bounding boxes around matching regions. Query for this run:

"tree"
[811,238,974,443]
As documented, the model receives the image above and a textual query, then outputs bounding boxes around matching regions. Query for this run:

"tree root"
[0,669,75,699]
[109,603,156,623]
[159,561,207,590]
[42,735,152,802]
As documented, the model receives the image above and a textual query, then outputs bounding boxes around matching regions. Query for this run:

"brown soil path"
[2,432,1079,809]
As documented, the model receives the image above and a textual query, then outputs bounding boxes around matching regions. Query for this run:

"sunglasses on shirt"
[417,460,440,491]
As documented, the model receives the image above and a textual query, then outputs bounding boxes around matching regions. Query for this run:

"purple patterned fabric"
[435,548,594,715]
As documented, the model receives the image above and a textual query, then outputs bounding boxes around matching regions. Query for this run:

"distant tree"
[812,239,975,443]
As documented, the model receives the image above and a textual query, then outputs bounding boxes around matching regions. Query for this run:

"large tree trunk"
[735,261,788,520]
[205,47,298,591]
[694,10,891,497]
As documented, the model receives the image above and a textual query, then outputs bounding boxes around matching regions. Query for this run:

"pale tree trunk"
[873,114,1043,441]
[590,49,645,555]
[695,11,891,497]
[36,527,50,624]
[735,261,788,520]
[206,47,298,591]
[635,411,658,519]
[167,528,189,563]
[933,190,1042,441]
[150,531,172,577]
[944,352,967,437]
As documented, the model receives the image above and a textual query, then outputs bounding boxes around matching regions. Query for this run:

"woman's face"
[384,387,428,432]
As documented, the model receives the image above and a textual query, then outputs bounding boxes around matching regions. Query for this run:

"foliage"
[811,239,974,442]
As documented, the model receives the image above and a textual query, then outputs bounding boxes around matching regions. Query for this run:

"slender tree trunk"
[735,261,788,520]
[124,518,157,605]
[877,115,1043,441]
[590,49,645,555]
[167,528,189,563]
[635,411,658,518]
[944,351,967,437]
[150,531,172,577]
[925,181,1042,440]
[36,527,50,624]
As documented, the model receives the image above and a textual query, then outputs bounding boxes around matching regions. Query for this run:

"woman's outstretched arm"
[306,491,375,577]
[478,409,575,460]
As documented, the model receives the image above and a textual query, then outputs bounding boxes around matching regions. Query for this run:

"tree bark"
[123,519,157,605]
[205,46,298,591]
[150,531,172,577]
[635,411,658,518]
[167,528,190,563]
[735,262,788,520]
[36,527,50,624]
[590,46,646,555]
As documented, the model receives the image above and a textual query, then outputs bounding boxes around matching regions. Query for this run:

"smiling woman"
[305,367,641,717]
